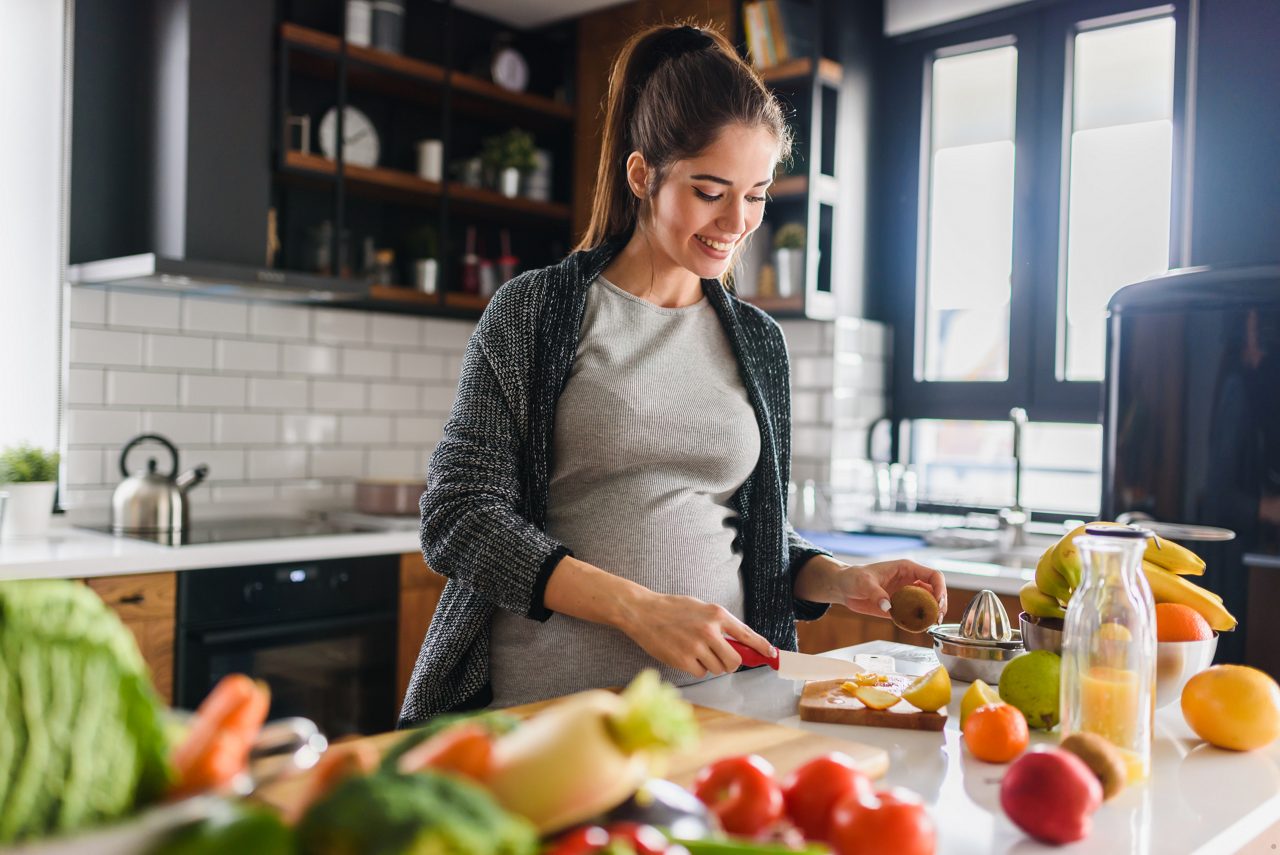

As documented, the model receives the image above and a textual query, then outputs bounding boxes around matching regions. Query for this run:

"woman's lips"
[694,234,734,258]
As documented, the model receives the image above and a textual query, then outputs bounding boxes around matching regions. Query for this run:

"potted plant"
[773,223,806,297]
[405,223,440,295]
[0,444,60,538]
[481,128,538,197]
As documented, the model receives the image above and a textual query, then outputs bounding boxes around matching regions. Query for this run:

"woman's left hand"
[829,559,948,619]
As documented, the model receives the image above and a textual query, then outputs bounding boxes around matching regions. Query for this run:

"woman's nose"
[718,198,748,234]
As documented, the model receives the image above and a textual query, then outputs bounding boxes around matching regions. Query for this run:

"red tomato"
[547,825,611,855]
[829,787,936,855]
[693,754,786,836]
[781,752,874,841]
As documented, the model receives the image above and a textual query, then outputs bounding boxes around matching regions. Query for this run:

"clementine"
[1155,602,1213,642]
[964,703,1029,763]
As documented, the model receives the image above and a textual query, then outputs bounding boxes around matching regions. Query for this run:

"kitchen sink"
[938,543,1046,570]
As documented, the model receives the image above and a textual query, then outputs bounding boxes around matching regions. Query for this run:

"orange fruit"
[964,703,1029,763]
[1181,665,1280,751]
[1155,603,1213,642]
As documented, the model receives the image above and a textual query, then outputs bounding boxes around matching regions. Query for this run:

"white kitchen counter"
[682,640,1280,855]
[0,519,421,581]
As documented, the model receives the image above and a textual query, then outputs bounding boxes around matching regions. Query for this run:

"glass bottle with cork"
[1059,523,1158,784]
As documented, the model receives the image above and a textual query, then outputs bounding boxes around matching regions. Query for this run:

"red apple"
[1000,749,1103,845]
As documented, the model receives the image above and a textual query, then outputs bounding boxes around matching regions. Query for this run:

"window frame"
[872,0,1193,429]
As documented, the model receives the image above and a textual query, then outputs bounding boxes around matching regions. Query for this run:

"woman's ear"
[625,151,649,199]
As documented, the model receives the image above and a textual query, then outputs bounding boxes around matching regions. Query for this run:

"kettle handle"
[119,434,180,479]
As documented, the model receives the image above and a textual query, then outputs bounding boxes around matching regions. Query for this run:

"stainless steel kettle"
[112,434,208,534]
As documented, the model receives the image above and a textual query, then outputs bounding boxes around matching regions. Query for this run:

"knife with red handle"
[726,638,866,681]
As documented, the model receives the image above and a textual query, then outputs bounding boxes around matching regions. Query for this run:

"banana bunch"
[1022,522,1236,632]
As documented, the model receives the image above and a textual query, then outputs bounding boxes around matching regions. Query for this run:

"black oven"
[175,555,400,737]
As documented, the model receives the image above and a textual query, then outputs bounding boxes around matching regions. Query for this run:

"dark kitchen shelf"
[760,57,843,86]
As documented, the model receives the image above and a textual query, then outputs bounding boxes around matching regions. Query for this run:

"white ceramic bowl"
[1156,634,1219,708]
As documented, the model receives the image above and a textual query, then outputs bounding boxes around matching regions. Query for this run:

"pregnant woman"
[400,22,944,724]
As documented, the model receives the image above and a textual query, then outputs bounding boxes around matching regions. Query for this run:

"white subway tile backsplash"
[68,288,106,325]
[249,304,310,340]
[313,309,368,344]
[394,416,436,444]
[248,447,308,480]
[279,481,337,503]
[215,412,279,444]
[422,319,473,350]
[310,448,365,478]
[342,347,394,378]
[183,297,249,335]
[216,339,280,373]
[419,384,456,415]
[778,320,826,355]
[67,368,105,405]
[108,290,181,329]
[66,408,143,447]
[210,484,277,504]
[248,377,308,410]
[186,448,246,482]
[371,315,421,347]
[312,379,365,411]
[282,344,339,375]
[71,329,144,366]
[793,356,834,389]
[106,370,179,407]
[339,414,392,444]
[143,410,214,446]
[181,374,247,408]
[61,487,115,509]
[791,391,822,424]
[369,382,420,412]
[395,351,444,381]
[65,449,106,485]
[367,448,421,479]
[282,413,338,445]
[147,334,214,369]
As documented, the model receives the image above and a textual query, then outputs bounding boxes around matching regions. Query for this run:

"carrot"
[396,721,494,780]
[172,674,259,772]
[287,740,380,823]
[169,674,272,799]
[168,730,248,799]
[220,679,271,742]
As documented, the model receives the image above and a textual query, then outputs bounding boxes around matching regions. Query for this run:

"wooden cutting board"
[799,676,947,731]
[255,703,889,814]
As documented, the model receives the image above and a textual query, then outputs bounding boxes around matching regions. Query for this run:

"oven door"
[178,610,398,737]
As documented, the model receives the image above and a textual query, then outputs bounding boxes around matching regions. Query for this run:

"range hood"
[68,254,367,303]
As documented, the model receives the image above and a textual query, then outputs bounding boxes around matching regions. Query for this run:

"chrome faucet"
[1000,407,1029,547]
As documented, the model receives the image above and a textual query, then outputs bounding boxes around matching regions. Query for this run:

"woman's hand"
[618,591,775,679]
[832,559,948,619]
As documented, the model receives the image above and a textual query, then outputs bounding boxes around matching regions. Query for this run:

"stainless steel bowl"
[1156,634,1218,708]
[1019,612,1064,654]
[929,623,1025,683]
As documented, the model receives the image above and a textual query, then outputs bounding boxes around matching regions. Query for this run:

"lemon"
[902,665,951,713]
[961,679,1003,727]
[1182,665,1280,751]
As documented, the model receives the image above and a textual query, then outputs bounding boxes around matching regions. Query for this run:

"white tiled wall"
[63,287,472,511]
[779,317,890,488]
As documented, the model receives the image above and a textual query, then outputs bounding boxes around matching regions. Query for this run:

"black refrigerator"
[1102,266,1280,672]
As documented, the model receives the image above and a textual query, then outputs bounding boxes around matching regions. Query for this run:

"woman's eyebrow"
[689,173,773,188]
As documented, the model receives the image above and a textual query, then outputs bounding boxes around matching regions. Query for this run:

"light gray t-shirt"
[488,275,762,706]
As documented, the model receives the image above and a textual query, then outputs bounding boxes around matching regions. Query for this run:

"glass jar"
[1059,524,1157,783]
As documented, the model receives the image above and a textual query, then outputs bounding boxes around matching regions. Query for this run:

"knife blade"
[726,639,867,681]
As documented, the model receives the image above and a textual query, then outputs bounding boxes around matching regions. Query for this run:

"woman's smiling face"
[637,123,779,280]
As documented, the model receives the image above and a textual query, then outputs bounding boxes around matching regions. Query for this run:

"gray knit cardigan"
[399,238,831,726]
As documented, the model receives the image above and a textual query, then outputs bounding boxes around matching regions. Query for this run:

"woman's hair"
[575,22,793,275]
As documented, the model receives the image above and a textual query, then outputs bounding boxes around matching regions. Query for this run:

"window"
[875,0,1189,513]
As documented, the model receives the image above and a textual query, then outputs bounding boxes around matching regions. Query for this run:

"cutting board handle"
[726,638,779,670]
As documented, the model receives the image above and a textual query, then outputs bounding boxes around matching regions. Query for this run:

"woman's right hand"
[619,591,775,679]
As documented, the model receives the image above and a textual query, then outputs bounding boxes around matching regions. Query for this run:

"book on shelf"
[743,0,815,69]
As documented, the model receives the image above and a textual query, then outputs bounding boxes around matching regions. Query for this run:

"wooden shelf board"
[369,285,440,305]
[760,57,842,87]
[771,175,808,199]
[448,184,571,221]
[443,292,491,311]
[744,294,806,315]
[280,22,570,121]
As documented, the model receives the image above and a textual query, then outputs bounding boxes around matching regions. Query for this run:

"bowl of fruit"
[1155,603,1219,708]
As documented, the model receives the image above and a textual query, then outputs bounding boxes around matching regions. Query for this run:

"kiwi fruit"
[889,586,940,633]
[1060,732,1127,800]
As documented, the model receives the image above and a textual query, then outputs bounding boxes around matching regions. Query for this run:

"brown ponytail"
[575,22,793,271]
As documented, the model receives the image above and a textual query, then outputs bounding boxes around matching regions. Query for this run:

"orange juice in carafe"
[1060,525,1157,784]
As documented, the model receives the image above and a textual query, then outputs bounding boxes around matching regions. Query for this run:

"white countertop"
[0,520,421,581]
[681,640,1280,855]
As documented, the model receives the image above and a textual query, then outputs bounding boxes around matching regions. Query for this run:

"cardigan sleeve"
[419,313,568,622]
[787,523,832,621]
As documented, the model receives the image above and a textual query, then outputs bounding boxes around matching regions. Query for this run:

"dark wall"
[1188,0,1280,267]
[69,0,155,264]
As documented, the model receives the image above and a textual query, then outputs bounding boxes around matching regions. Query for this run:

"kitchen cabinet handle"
[120,594,146,605]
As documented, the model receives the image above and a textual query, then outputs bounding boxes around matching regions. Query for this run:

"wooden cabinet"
[398,552,446,704]
[84,572,177,704]
[797,588,1022,655]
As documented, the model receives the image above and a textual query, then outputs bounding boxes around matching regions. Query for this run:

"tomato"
[829,787,935,855]
[605,822,673,855]
[692,754,785,836]
[547,825,611,855]
[781,752,874,841]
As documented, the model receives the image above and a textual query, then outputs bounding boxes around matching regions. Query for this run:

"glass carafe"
[1059,524,1157,783]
